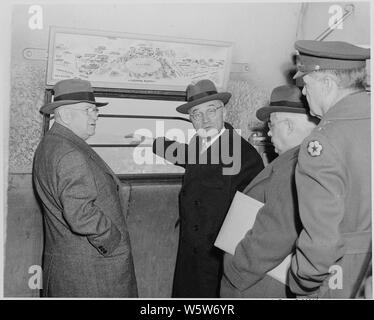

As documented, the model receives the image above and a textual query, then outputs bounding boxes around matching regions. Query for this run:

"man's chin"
[196,128,219,138]
[87,129,96,138]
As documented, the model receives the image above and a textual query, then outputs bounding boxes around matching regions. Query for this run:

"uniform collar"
[323,91,370,121]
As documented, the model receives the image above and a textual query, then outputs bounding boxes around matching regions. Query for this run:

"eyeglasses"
[66,105,99,116]
[267,119,288,130]
[85,106,99,115]
[189,106,223,121]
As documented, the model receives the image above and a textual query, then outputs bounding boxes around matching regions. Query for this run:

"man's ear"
[323,74,338,93]
[57,108,72,125]
[286,118,294,134]
[222,106,227,119]
[323,74,340,108]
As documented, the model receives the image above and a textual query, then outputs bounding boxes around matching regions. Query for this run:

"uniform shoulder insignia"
[307,140,323,157]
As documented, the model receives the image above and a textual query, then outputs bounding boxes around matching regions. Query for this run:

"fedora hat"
[176,79,231,114]
[40,79,108,114]
[256,85,307,121]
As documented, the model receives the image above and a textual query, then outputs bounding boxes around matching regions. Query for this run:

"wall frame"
[46,26,233,92]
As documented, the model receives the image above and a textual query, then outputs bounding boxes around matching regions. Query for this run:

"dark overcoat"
[289,91,372,298]
[153,122,264,297]
[33,123,138,297]
[221,146,301,298]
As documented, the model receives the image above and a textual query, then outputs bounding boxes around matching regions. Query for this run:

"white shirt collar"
[201,127,226,153]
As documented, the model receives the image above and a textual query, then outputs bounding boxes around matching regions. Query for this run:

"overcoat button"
[194,200,200,206]
[193,225,199,231]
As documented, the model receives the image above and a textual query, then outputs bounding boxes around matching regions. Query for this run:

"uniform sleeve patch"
[307,140,323,157]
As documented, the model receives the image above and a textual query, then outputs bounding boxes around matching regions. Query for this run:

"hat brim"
[176,92,231,114]
[40,100,108,115]
[256,105,307,121]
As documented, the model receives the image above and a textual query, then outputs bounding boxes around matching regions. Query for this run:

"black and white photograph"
[0,0,372,305]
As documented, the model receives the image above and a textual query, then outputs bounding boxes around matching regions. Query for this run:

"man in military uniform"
[289,40,371,298]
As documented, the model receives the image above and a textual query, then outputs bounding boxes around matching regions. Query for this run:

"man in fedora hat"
[151,79,264,297]
[221,85,318,298]
[33,79,138,297]
[289,40,371,298]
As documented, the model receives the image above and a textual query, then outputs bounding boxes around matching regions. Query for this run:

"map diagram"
[49,32,231,90]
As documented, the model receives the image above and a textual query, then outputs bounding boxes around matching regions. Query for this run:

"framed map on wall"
[46,26,233,92]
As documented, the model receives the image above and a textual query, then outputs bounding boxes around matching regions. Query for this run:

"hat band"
[270,100,303,107]
[54,91,96,102]
[188,90,217,102]
[298,55,366,73]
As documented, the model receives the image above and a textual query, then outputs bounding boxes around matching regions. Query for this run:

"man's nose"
[302,87,306,95]
[267,130,272,137]
[202,112,210,123]
[91,112,99,120]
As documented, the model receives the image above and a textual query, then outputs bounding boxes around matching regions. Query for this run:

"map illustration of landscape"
[48,30,232,90]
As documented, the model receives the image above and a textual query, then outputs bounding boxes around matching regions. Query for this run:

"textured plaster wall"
[9,61,45,173]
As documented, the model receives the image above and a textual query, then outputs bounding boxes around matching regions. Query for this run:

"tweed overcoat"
[33,123,138,297]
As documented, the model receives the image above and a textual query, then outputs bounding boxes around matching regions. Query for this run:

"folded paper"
[215,191,291,285]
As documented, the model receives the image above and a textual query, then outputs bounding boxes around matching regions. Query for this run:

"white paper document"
[214,191,263,255]
[214,191,291,285]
